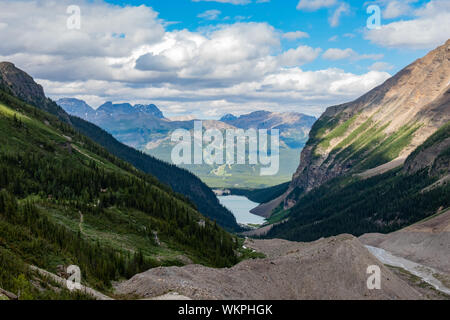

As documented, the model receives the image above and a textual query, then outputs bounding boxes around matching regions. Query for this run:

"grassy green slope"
[267,169,449,242]
[0,90,240,298]
[69,116,241,231]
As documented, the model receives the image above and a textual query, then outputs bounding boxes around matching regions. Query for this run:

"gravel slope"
[360,209,450,274]
[115,234,422,300]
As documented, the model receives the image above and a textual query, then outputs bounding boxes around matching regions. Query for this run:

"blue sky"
[0,0,448,118]
[103,0,430,74]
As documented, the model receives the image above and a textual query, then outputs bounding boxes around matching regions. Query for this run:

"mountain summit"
[58,100,166,120]
[0,62,71,123]
[220,110,316,130]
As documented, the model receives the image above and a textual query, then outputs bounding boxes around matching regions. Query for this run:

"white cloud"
[329,2,350,27]
[277,46,322,67]
[198,10,222,20]
[365,0,450,49]
[323,48,355,60]
[296,0,337,11]
[0,0,390,119]
[40,68,390,118]
[383,0,414,19]
[0,1,164,58]
[282,31,310,40]
[322,48,383,61]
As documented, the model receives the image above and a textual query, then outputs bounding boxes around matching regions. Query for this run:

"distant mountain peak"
[56,98,95,121]
[219,113,237,122]
[97,102,134,114]
[57,98,166,122]
[247,110,272,117]
[134,103,165,119]
[219,109,316,130]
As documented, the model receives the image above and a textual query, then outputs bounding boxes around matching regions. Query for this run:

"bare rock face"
[0,61,71,123]
[115,234,422,300]
[288,40,450,203]
[0,61,46,102]
[403,122,450,177]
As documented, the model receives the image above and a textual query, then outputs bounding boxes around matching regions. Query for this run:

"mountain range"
[0,40,449,300]
[57,99,316,189]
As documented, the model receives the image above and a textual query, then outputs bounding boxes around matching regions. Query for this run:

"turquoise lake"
[218,195,265,225]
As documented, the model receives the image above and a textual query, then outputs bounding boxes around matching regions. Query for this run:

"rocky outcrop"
[288,40,450,203]
[0,62,46,102]
[116,234,422,300]
[403,122,450,177]
[0,62,71,123]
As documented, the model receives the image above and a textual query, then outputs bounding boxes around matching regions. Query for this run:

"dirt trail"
[115,234,422,300]
[71,144,104,165]
[78,211,86,236]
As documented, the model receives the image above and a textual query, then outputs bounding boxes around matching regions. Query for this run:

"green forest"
[229,181,290,204]
[0,89,240,299]
[267,167,449,242]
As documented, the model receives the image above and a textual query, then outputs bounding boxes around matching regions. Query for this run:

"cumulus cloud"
[0,0,164,58]
[365,0,450,49]
[278,46,322,67]
[39,67,390,118]
[0,0,391,119]
[382,0,414,19]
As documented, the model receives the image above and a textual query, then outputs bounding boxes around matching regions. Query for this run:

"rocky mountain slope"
[116,234,423,300]
[289,39,449,199]
[0,62,70,123]
[265,118,449,242]
[0,62,240,231]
